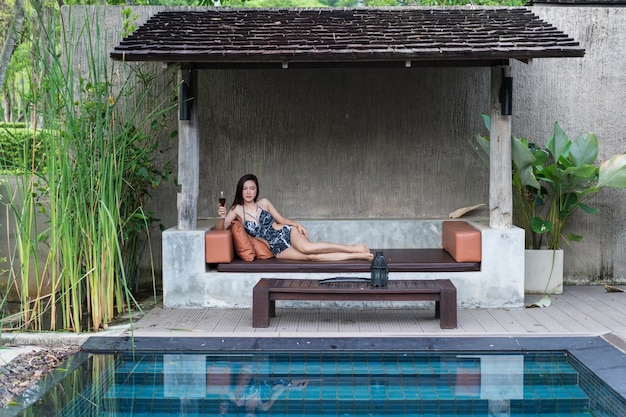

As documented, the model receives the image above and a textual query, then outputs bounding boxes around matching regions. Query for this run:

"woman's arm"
[215,205,240,230]
[260,199,308,237]
[257,385,287,411]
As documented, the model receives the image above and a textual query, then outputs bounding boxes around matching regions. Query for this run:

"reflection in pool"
[5,348,626,417]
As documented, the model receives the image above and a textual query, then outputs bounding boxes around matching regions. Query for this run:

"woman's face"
[242,180,257,203]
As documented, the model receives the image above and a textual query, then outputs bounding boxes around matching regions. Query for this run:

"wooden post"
[489,65,513,229]
[177,66,199,230]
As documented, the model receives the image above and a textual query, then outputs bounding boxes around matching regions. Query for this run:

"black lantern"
[370,251,389,287]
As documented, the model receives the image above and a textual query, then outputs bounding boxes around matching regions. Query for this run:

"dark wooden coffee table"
[252,278,457,329]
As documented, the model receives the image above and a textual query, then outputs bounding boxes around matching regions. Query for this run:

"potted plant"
[474,114,626,295]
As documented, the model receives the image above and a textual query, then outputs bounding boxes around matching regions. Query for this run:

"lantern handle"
[319,277,371,284]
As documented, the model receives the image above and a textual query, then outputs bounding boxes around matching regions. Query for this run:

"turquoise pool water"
[4,344,626,417]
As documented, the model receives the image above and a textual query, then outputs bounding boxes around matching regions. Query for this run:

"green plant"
[0,126,48,172]
[0,122,27,129]
[475,114,626,250]
[1,6,175,332]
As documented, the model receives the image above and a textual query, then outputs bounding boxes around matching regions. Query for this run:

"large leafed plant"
[475,114,626,250]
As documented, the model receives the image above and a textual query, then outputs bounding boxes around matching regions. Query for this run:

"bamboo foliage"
[3,6,175,332]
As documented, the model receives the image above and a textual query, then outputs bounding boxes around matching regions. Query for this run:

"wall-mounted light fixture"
[179,68,193,120]
[500,69,513,116]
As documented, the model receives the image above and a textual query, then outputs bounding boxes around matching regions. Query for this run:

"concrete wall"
[61,5,626,285]
[512,5,626,282]
[197,66,491,219]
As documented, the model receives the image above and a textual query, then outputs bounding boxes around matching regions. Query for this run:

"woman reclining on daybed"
[216,174,373,262]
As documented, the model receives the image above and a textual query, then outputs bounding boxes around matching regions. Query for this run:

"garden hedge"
[0,125,48,172]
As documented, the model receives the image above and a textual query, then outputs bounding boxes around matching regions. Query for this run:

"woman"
[231,375,308,415]
[212,363,308,416]
[217,174,373,261]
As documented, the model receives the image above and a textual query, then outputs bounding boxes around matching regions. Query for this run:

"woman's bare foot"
[356,251,374,261]
[350,244,370,254]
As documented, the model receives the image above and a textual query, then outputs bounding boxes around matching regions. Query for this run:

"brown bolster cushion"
[205,229,235,263]
[442,221,481,262]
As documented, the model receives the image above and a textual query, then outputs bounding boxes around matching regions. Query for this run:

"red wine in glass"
[219,191,226,218]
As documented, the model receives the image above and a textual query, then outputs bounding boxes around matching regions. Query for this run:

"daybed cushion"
[442,221,481,262]
[216,248,480,273]
[231,220,274,261]
[231,220,256,261]
[205,230,235,264]
[251,238,273,260]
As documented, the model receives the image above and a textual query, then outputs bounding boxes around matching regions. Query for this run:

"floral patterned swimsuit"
[243,206,292,256]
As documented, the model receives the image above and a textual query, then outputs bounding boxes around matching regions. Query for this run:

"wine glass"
[219,191,226,218]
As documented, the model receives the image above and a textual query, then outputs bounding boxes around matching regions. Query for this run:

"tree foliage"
[0,0,25,111]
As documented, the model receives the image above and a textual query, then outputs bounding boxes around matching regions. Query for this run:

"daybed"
[205,220,482,273]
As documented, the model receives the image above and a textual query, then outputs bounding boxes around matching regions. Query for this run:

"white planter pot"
[524,249,563,294]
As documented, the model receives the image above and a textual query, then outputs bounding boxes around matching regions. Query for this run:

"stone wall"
[512,5,626,282]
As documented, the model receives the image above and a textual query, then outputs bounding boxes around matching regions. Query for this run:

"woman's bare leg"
[278,247,373,261]
[291,229,369,254]
[277,230,373,261]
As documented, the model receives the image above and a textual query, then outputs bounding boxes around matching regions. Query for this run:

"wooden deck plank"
[416,310,444,333]
[211,309,248,332]
[343,310,370,333]
[468,309,508,332]
[455,309,483,333]
[372,309,406,333]
[158,308,195,329]
[132,306,168,328]
[519,306,566,333]
[566,286,626,326]
[548,298,602,333]
[562,293,626,327]
[182,309,211,331]
[554,297,612,333]
[544,306,589,333]
[485,309,528,333]
[499,308,547,333]
[317,308,341,333]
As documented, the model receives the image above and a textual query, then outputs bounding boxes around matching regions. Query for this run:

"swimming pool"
[3,336,626,416]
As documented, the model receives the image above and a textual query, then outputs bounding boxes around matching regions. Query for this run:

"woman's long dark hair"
[232,174,259,208]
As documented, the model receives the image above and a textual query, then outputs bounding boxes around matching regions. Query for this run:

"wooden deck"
[127,285,626,351]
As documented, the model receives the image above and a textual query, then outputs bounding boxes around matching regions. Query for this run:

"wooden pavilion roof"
[110,7,585,68]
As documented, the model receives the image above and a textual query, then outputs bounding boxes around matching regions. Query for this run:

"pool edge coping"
[82,335,626,401]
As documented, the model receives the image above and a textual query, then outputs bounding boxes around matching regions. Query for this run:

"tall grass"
[2,6,175,332]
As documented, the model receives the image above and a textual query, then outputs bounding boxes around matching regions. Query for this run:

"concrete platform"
[163,218,525,309]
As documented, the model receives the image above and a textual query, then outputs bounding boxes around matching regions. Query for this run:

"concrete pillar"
[489,65,513,229]
[177,66,199,230]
